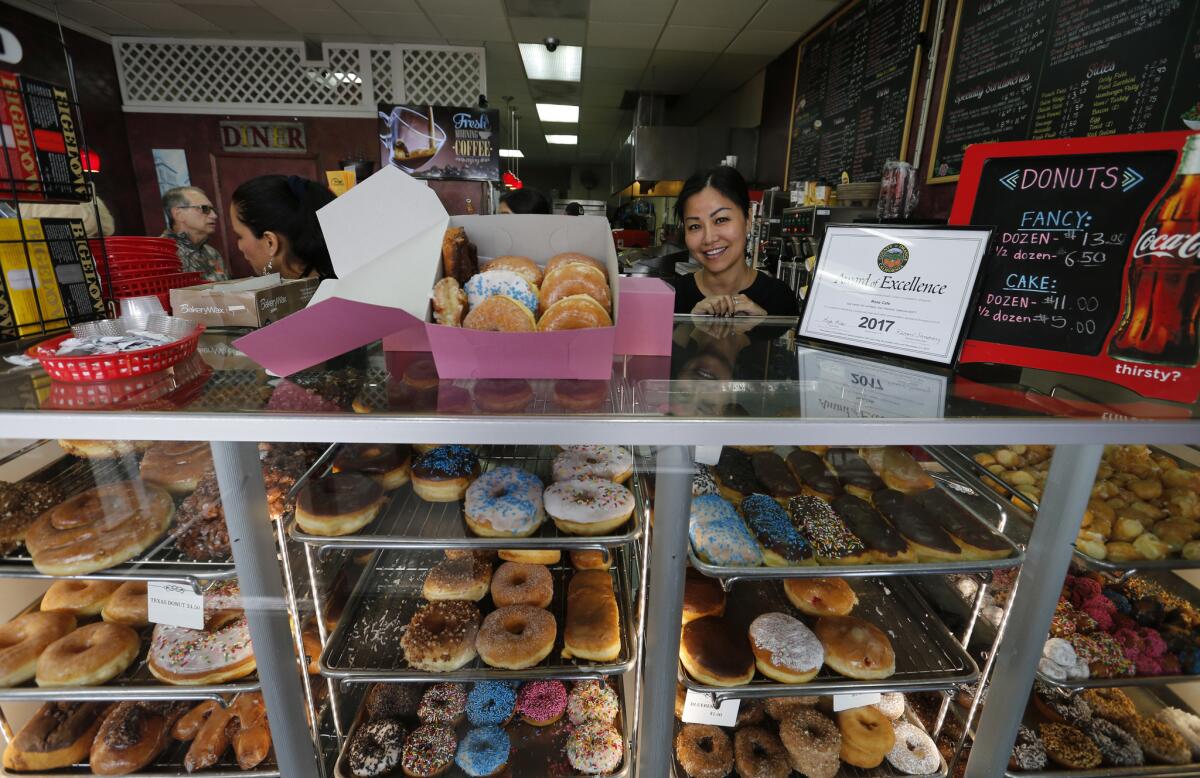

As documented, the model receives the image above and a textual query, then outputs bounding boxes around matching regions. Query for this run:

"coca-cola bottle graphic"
[1109,135,1200,367]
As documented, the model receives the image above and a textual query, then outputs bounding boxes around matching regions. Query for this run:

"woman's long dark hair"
[232,175,337,278]
[675,165,751,221]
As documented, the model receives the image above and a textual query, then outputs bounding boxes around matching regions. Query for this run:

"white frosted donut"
[1042,637,1076,668]
[552,446,634,484]
[544,478,635,535]
[874,692,905,720]
[887,722,940,775]
[1156,707,1200,758]
[465,270,538,312]
[463,466,545,537]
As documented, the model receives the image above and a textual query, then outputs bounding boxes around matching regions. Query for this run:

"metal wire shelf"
[679,577,979,703]
[320,547,639,684]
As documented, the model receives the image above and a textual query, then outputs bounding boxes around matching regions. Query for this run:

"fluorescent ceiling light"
[499,148,525,158]
[519,43,582,82]
[545,134,578,145]
[536,103,579,123]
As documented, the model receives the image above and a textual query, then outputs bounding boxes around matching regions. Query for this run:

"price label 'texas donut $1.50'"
[147,581,204,629]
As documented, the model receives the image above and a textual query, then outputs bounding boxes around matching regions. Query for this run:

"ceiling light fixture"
[536,103,579,123]
[518,43,582,82]
[499,148,525,158]
[545,134,578,145]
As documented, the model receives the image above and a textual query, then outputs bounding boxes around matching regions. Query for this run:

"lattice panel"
[400,47,485,105]
[371,49,394,104]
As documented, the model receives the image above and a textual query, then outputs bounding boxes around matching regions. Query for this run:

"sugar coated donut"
[0,611,76,686]
[484,255,542,286]
[675,723,732,778]
[537,294,612,331]
[490,562,553,608]
[764,696,819,721]
[567,721,623,775]
[418,683,467,726]
[101,581,148,627]
[779,708,841,778]
[401,724,456,778]
[734,726,789,778]
[874,692,906,720]
[783,577,858,617]
[546,252,608,279]
[148,615,256,685]
[347,719,405,777]
[748,612,823,684]
[476,605,555,670]
[544,477,634,535]
[689,493,762,566]
[40,580,119,617]
[837,705,895,768]
[568,679,619,725]
[402,602,481,672]
[36,621,139,687]
[539,263,610,314]
[463,295,536,332]
[465,269,539,313]
[1156,707,1200,758]
[517,679,566,726]
[455,725,509,777]
[552,445,634,484]
[465,681,516,727]
[463,466,544,537]
[814,615,896,679]
[887,721,940,774]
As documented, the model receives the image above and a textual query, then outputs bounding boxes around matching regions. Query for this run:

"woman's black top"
[671,270,801,317]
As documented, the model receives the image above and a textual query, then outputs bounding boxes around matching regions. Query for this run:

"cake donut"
[463,294,537,332]
[814,615,895,679]
[476,605,556,669]
[517,679,567,726]
[748,612,823,683]
[787,495,870,565]
[347,719,405,777]
[401,724,456,778]
[552,445,634,483]
[734,726,789,778]
[675,723,732,778]
[544,478,634,535]
[148,614,256,684]
[40,580,119,617]
[490,562,552,608]
[680,616,755,687]
[567,721,623,775]
[779,708,841,778]
[463,466,544,537]
[418,683,467,726]
[484,255,542,286]
[402,601,481,672]
[421,555,492,601]
[333,444,412,491]
[875,692,906,720]
[538,294,612,330]
[568,679,619,725]
[465,269,539,312]
[294,472,385,537]
[887,721,941,774]
[740,493,815,566]
[689,493,763,566]
[783,576,858,617]
[412,445,480,502]
[455,725,510,777]
[837,705,895,768]
[36,621,140,687]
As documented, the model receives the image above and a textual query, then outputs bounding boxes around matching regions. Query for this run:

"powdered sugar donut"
[748,612,823,683]
[875,693,906,720]
[552,446,633,484]
[1156,707,1200,758]
[887,722,940,774]
[465,270,538,312]
[544,478,634,535]
[1043,637,1077,668]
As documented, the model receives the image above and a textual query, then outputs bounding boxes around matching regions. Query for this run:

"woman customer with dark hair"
[230,174,337,279]
[498,186,552,214]
[671,166,799,317]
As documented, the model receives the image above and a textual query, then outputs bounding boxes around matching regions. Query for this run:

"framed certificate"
[798,224,992,366]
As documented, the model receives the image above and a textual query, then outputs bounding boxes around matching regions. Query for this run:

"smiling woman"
[670,166,801,318]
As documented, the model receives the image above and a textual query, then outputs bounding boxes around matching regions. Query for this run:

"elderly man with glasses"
[160,186,227,280]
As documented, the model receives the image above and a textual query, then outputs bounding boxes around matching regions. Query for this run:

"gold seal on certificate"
[798,225,992,365]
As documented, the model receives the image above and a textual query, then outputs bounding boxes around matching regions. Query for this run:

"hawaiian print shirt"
[161,231,227,281]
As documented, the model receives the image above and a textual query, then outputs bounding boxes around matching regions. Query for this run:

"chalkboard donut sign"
[951,130,1200,403]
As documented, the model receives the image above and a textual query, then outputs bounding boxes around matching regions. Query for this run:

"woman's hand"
[691,294,766,317]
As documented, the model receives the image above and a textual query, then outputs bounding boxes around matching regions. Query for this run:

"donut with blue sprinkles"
[740,493,814,566]
[465,681,517,726]
[689,493,763,567]
[454,725,511,777]
[466,270,539,313]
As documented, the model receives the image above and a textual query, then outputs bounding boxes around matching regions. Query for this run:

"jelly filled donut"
[465,269,539,313]
[814,615,896,680]
[412,445,480,502]
[463,466,544,537]
[783,577,858,617]
[295,472,385,537]
[538,295,612,331]
[544,477,634,535]
[402,601,481,672]
[463,295,536,332]
[748,612,823,683]
[484,255,542,287]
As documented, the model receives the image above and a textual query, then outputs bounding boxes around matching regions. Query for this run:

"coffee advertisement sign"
[378,104,500,181]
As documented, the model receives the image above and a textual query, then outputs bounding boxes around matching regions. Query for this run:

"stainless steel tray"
[289,445,645,553]
[688,461,1024,584]
[679,577,979,702]
[333,679,631,778]
[942,444,1200,573]
[0,450,236,590]
[321,547,638,683]
[0,730,278,777]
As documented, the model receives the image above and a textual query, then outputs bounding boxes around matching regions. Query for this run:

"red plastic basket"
[33,324,205,382]
[110,271,204,298]
[41,353,213,410]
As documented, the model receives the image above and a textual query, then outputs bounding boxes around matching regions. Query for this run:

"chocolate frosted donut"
[295,472,385,537]
[785,450,843,499]
[912,489,1012,559]
[333,444,412,491]
[741,494,814,566]
[365,682,424,722]
[825,448,885,498]
[411,445,480,502]
[872,489,962,562]
[680,616,755,687]
[714,447,763,501]
[750,452,801,501]
[830,494,914,563]
[787,495,869,565]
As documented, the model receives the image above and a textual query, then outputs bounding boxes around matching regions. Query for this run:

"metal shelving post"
[210,441,321,777]
[965,444,1105,778]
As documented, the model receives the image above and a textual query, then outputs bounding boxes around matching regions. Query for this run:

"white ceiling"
[18,0,839,165]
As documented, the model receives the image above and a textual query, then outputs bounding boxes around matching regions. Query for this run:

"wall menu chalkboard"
[930,0,1200,183]
[785,0,928,188]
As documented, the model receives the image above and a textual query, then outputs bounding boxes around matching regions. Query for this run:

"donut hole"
[425,614,448,635]
[512,574,527,586]
[751,742,770,759]
[502,617,527,637]
[698,736,715,754]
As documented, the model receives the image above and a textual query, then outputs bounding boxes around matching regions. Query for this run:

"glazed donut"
[148,614,257,684]
[837,705,895,768]
[138,441,213,495]
[568,679,619,725]
[476,605,556,669]
[680,616,755,687]
[0,611,76,686]
[783,577,859,617]
[422,555,493,601]
[418,683,467,726]
[814,615,896,679]
[498,548,561,564]
[552,445,634,484]
[779,708,841,778]
[473,378,534,413]
[412,445,480,503]
[545,252,608,279]
[295,472,386,537]
[537,294,612,331]
[538,263,611,314]
[463,294,537,331]
[58,439,151,459]
[490,561,553,608]
[466,269,539,313]
[455,724,511,776]
[25,481,174,575]
[748,612,823,683]
[36,621,140,687]
[333,444,412,491]
[179,701,233,773]
[1156,707,1200,758]
[402,601,481,672]
[887,721,941,774]
[432,276,468,327]
[675,723,733,778]
[683,567,725,624]
[553,379,609,411]
[734,726,790,778]
[463,466,545,537]
[229,692,271,771]
[544,477,635,535]
[401,723,457,778]
[570,549,610,570]
[484,255,543,286]
[1,701,105,772]
[173,699,219,740]
[567,721,623,775]
[348,719,405,777]
[40,580,119,617]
